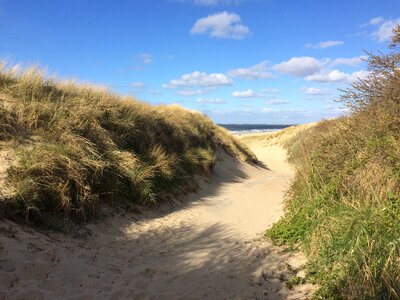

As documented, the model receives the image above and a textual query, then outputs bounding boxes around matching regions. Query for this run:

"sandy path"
[0,144,315,299]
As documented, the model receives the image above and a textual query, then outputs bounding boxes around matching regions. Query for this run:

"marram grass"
[0,63,256,226]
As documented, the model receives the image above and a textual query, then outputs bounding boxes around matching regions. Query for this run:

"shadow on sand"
[0,150,308,299]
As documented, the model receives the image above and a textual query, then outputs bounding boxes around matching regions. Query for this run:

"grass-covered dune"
[267,27,400,298]
[0,64,256,227]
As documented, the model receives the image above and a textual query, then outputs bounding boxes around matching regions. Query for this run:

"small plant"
[285,275,306,289]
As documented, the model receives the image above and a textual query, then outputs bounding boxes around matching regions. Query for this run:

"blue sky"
[1,0,399,124]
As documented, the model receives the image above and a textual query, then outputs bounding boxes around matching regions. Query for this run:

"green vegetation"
[267,26,400,298]
[0,64,256,226]
[285,275,306,290]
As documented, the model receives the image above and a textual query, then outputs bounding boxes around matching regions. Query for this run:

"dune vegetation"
[0,64,256,228]
[267,26,400,298]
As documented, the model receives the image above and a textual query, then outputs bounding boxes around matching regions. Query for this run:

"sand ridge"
[0,139,316,299]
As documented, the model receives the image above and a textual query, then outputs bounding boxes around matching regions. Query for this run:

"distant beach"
[219,124,294,134]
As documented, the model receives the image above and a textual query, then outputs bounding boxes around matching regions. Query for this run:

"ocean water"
[219,124,293,134]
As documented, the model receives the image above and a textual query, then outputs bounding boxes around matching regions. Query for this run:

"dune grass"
[266,27,400,298]
[0,64,256,227]
[239,122,317,149]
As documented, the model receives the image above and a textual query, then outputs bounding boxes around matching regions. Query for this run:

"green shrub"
[267,26,400,298]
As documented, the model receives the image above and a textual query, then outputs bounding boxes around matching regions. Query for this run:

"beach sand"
[0,135,315,299]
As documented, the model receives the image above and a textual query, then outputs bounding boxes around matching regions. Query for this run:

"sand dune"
[0,137,315,299]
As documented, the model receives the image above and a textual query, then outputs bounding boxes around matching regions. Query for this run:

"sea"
[219,124,294,135]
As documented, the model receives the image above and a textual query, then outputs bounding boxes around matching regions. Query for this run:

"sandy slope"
[0,138,315,299]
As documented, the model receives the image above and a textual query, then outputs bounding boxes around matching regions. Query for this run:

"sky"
[1,0,399,124]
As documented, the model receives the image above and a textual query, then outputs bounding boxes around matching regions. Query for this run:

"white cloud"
[261,107,276,113]
[325,104,350,115]
[148,90,162,95]
[273,55,368,82]
[232,89,258,98]
[267,99,289,105]
[227,61,273,80]
[331,55,367,67]
[273,56,322,76]
[139,53,153,64]
[190,11,250,39]
[300,87,331,95]
[366,17,400,42]
[349,70,370,82]
[306,40,344,49]
[177,89,208,96]
[306,70,348,83]
[163,71,232,88]
[261,88,280,94]
[306,70,369,83]
[196,97,226,104]
[130,82,145,89]
[367,16,384,26]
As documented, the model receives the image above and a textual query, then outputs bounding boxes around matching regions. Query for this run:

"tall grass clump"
[0,64,256,226]
[267,26,400,298]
